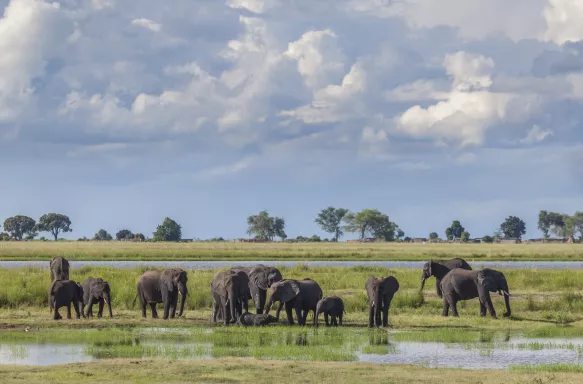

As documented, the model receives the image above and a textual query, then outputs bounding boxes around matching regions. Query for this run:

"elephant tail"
[131,293,138,308]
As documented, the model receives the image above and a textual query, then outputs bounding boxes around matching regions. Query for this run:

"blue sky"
[0,0,581,240]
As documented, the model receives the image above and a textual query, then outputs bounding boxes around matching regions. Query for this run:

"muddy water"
[1,330,583,369]
[2,260,583,269]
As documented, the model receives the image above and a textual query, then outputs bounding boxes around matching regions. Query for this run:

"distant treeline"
[1,208,581,243]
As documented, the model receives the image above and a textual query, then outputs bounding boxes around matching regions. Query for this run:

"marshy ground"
[2,264,583,382]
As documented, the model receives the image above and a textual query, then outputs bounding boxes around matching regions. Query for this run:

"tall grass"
[0,241,581,261]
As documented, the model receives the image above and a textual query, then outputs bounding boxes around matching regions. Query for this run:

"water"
[2,260,583,270]
[1,330,583,370]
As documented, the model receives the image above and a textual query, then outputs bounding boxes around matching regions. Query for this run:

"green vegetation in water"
[510,363,583,373]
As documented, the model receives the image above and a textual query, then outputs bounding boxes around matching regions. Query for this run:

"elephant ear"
[278,280,300,303]
[250,269,269,290]
[477,270,497,292]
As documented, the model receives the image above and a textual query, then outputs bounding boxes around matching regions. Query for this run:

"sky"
[0,0,582,241]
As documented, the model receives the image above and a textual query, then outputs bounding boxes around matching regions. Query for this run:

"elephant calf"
[49,280,84,320]
[236,312,278,326]
[315,296,344,327]
[81,277,113,318]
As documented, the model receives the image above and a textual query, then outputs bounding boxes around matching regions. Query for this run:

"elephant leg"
[66,303,72,319]
[285,303,295,325]
[275,301,285,320]
[73,299,81,319]
[301,309,309,326]
[223,302,230,325]
[479,301,486,317]
[441,295,449,317]
[86,297,94,318]
[139,295,147,318]
[339,312,343,326]
[448,296,459,317]
[162,292,171,320]
[382,299,390,327]
[296,306,305,326]
[170,293,178,318]
[368,303,374,328]
[375,306,382,327]
[150,303,158,318]
[332,315,338,326]
[485,295,497,318]
[98,300,104,318]
[54,304,61,320]
[325,313,330,327]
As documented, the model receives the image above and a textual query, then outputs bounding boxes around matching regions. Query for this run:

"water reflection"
[2,331,583,369]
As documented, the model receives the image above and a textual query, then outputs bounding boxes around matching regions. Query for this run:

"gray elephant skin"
[49,280,84,320]
[230,265,283,314]
[50,256,70,282]
[265,278,323,326]
[211,269,250,325]
[134,268,188,319]
[315,296,344,327]
[440,268,511,318]
[420,258,472,298]
[236,312,278,326]
[366,275,399,328]
[81,277,113,318]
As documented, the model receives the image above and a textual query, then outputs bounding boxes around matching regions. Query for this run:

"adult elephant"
[231,264,283,314]
[440,268,511,318]
[211,269,250,325]
[81,277,113,318]
[265,278,323,326]
[366,275,399,328]
[420,258,472,298]
[134,268,188,319]
[50,256,70,282]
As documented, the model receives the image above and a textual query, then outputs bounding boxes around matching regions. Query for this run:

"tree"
[538,210,551,238]
[246,210,287,241]
[116,229,135,241]
[567,212,583,239]
[445,220,465,240]
[93,229,113,241]
[429,232,439,241]
[0,232,10,241]
[134,233,146,241]
[500,216,526,239]
[482,235,494,243]
[35,213,72,241]
[3,215,36,240]
[153,217,182,242]
[461,231,470,242]
[343,209,398,241]
[396,228,405,241]
[315,207,349,242]
[309,235,322,242]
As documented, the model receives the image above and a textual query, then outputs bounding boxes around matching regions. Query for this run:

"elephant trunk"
[503,288,511,317]
[420,277,426,292]
[229,288,236,323]
[265,295,275,315]
[178,285,187,317]
[315,302,324,327]
[105,292,113,318]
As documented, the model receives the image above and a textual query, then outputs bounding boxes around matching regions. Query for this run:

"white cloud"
[0,0,71,126]
[544,0,583,45]
[132,18,162,32]
[284,29,345,89]
[519,125,553,144]
[227,0,278,14]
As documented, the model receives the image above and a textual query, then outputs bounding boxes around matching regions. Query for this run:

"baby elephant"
[315,296,344,327]
[236,312,279,326]
[49,280,84,320]
[81,277,113,318]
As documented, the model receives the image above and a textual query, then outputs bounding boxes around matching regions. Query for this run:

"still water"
[1,329,582,370]
[2,260,583,269]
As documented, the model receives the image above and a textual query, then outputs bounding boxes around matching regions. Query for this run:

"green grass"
[510,363,583,373]
[0,241,581,261]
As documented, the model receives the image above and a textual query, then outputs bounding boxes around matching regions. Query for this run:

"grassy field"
[0,240,582,261]
[2,358,583,384]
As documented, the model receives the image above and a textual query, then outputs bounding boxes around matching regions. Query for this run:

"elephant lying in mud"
[366,275,399,328]
[440,268,511,318]
[236,312,279,326]
[81,277,113,318]
[315,296,344,327]
[265,278,323,326]
[49,280,84,320]
[420,258,472,298]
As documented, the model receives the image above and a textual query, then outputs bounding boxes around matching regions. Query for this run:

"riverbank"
[0,241,581,261]
[2,357,582,384]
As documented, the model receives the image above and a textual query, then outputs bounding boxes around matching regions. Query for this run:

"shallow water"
[1,329,583,370]
[2,260,583,270]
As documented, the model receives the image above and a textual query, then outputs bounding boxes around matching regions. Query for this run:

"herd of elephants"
[47,257,512,327]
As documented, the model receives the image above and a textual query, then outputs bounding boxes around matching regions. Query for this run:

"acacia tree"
[35,213,72,241]
[445,220,465,240]
[343,209,398,241]
[153,217,182,242]
[3,215,36,240]
[116,229,135,240]
[500,216,526,239]
[315,207,349,242]
[93,229,113,241]
[429,232,439,241]
[246,210,287,241]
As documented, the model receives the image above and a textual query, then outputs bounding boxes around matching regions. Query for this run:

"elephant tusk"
[502,290,511,296]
